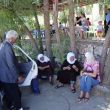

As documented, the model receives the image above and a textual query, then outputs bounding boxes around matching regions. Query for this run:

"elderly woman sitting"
[78,52,100,102]
[56,52,81,93]
[36,54,54,84]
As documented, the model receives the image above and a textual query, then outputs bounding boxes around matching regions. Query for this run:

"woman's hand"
[67,66,71,70]
[80,69,84,75]
[38,66,44,70]
[72,65,78,72]
[43,65,50,69]
[63,66,71,70]
[83,72,88,75]
[82,72,97,78]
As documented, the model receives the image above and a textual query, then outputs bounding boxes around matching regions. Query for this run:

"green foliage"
[40,25,45,30]
[0,9,18,38]
[104,0,110,4]
[23,16,36,30]
[0,0,10,7]
[52,35,70,63]
[0,0,43,30]
[59,10,68,24]
[32,0,43,6]
[20,39,37,59]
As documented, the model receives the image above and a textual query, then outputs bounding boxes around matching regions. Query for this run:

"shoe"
[78,96,84,103]
[55,84,64,88]
[71,88,76,93]
[10,106,15,110]
[84,97,89,102]
[22,107,30,110]
[23,107,30,110]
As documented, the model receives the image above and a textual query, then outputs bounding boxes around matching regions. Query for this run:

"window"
[14,47,30,63]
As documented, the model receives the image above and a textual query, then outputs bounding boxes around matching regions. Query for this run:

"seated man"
[78,52,100,102]
[36,54,54,84]
[56,52,81,93]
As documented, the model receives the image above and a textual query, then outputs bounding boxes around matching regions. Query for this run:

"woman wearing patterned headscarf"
[56,52,81,93]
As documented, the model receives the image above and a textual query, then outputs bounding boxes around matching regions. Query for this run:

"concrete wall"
[77,40,104,62]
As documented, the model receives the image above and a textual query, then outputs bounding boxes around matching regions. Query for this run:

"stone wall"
[77,40,104,62]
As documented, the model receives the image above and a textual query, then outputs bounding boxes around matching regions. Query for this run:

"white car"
[14,45,38,86]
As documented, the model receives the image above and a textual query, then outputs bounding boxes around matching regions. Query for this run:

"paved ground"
[21,82,110,110]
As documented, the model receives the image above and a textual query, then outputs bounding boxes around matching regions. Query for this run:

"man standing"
[105,8,110,35]
[0,30,29,110]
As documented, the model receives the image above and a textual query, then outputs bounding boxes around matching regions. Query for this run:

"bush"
[52,36,70,63]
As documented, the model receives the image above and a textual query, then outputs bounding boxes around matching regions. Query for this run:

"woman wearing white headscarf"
[78,52,100,102]
[56,52,81,93]
[36,54,53,84]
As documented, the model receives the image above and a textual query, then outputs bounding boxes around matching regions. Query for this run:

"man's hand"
[18,75,25,83]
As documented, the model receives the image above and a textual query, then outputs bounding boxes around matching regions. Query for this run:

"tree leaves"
[0,9,17,37]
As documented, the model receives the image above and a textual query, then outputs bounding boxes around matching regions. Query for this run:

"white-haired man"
[0,30,30,110]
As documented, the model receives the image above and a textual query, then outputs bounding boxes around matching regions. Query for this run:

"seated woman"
[56,52,81,93]
[36,54,54,84]
[78,52,100,102]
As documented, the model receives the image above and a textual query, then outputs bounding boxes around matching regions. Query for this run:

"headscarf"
[37,54,44,63]
[67,52,76,64]
[37,54,50,63]
[44,55,50,62]
[85,52,95,64]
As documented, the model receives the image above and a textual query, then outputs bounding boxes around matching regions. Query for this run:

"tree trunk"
[32,4,43,53]
[53,1,61,46]
[12,10,39,54]
[43,0,52,58]
[100,28,110,82]
[67,0,77,54]
[0,39,1,43]
[103,48,110,85]
[52,0,63,56]
[24,25,39,53]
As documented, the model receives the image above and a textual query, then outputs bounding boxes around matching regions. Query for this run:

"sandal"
[84,97,89,102]
[71,88,76,93]
[78,96,84,102]
[55,84,64,88]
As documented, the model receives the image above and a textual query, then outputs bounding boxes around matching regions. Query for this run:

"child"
[96,21,104,39]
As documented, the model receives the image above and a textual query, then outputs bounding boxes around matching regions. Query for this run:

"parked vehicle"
[14,45,38,86]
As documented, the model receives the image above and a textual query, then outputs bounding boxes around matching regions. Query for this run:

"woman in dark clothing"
[36,54,53,84]
[56,52,81,92]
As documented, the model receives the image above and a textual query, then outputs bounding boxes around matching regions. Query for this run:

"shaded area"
[21,83,110,110]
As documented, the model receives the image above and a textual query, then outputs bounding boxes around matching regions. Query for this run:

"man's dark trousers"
[2,82,22,110]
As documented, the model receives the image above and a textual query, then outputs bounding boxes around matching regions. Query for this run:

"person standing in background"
[86,18,91,31]
[96,21,104,39]
[105,8,110,35]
